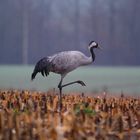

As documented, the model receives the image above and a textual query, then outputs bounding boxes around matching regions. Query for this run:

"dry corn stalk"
[0,90,139,140]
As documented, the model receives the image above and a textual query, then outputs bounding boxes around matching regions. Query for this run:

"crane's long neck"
[90,47,95,62]
[80,47,95,66]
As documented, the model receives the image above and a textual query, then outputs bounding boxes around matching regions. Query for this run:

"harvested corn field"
[0,90,139,140]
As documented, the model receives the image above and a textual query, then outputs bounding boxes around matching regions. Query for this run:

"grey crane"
[31,41,100,111]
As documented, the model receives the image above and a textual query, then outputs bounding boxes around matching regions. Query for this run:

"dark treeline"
[0,0,140,65]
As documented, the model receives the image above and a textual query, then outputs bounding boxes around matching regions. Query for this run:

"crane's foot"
[76,80,86,86]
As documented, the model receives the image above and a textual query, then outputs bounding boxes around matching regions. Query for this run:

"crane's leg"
[58,80,86,106]
[57,77,86,125]
[61,80,86,88]
[58,81,62,112]
[57,76,64,125]
[58,78,63,112]
[58,79,86,112]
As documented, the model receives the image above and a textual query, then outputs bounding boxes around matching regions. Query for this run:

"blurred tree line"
[0,0,140,65]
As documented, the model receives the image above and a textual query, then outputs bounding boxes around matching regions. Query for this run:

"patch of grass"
[0,65,140,94]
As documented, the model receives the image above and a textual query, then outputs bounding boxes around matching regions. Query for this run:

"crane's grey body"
[48,51,92,75]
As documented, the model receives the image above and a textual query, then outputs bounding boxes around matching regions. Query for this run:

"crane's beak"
[97,46,102,50]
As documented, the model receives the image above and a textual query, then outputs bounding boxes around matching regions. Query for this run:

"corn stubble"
[0,90,139,140]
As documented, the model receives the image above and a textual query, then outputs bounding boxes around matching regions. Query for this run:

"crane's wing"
[31,57,51,80]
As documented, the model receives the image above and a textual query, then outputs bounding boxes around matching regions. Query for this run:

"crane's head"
[88,41,101,49]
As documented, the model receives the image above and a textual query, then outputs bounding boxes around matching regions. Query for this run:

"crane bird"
[31,41,100,111]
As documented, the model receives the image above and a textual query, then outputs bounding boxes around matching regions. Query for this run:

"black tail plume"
[31,71,37,81]
[31,57,50,81]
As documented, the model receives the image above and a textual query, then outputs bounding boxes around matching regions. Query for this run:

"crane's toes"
[77,80,86,86]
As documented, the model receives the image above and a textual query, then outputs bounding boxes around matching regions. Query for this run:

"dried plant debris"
[0,90,139,140]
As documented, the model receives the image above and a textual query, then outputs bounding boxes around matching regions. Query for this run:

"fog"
[0,0,140,65]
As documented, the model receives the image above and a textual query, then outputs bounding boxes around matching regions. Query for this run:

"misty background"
[0,0,140,66]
